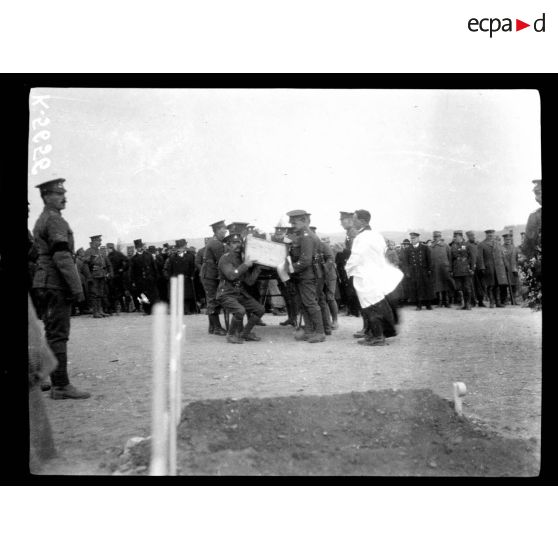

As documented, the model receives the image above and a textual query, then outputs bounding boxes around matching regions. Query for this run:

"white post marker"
[150,302,169,476]
[168,276,178,476]
[176,274,184,427]
[453,382,467,416]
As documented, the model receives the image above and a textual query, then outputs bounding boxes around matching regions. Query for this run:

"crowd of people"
[28,176,542,398]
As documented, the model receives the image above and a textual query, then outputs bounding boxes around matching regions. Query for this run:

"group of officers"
[28,175,542,398]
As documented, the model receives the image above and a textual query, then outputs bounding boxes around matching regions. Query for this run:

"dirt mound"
[174,389,538,476]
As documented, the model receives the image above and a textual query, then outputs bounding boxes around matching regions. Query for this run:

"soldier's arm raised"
[219,254,250,281]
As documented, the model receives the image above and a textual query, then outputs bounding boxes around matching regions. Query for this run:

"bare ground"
[35,305,542,476]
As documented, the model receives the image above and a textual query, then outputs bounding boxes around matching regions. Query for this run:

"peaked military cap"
[484,229,495,234]
[106,242,115,249]
[176,238,187,247]
[90,235,102,241]
[433,230,442,236]
[228,222,250,234]
[465,230,475,236]
[453,230,463,236]
[402,239,411,245]
[287,209,311,218]
[224,232,243,243]
[35,177,66,195]
[210,220,226,231]
[502,233,512,238]
[409,232,420,237]
[340,211,354,219]
[148,245,156,252]
[133,238,143,248]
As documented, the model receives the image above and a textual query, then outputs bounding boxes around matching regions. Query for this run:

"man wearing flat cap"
[200,221,228,335]
[402,232,434,310]
[32,178,90,399]
[84,234,112,318]
[216,233,264,343]
[477,229,508,308]
[286,209,326,343]
[129,239,159,314]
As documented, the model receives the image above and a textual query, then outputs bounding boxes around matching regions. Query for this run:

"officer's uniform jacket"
[83,246,112,279]
[195,248,205,272]
[289,227,322,280]
[477,239,508,285]
[402,242,434,299]
[465,240,479,267]
[450,242,474,277]
[501,244,520,274]
[32,207,83,296]
[217,250,260,297]
[521,207,541,260]
[201,237,225,281]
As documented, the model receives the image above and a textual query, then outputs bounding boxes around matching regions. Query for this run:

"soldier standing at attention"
[84,235,112,318]
[310,226,333,334]
[201,221,228,335]
[477,229,508,308]
[287,209,326,343]
[450,231,475,310]
[32,178,90,399]
[403,232,434,310]
[465,230,486,307]
[430,231,454,308]
[216,232,264,344]
[501,233,520,304]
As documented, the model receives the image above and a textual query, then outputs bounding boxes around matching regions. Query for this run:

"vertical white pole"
[176,274,184,426]
[168,277,178,476]
[150,302,169,476]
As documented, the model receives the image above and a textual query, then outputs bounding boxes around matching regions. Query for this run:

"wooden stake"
[150,302,169,475]
[453,382,467,416]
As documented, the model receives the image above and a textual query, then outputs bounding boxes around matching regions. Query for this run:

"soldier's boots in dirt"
[50,383,91,400]
[353,328,366,338]
[241,315,262,342]
[92,299,104,318]
[357,335,387,346]
[280,318,297,326]
[226,318,244,344]
[307,332,326,343]
[210,314,228,336]
[294,327,312,341]
[306,308,325,343]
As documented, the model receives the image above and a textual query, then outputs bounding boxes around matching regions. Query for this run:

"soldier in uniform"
[320,236,339,330]
[310,226,334,334]
[287,209,326,343]
[84,235,112,318]
[216,232,264,344]
[521,179,542,262]
[336,210,360,317]
[450,231,475,310]
[194,240,208,309]
[129,238,159,314]
[271,225,299,327]
[465,230,486,307]
[398,239,411,304]
[106,242,129,313]
[477,229,508,308]
[402,232,434,310]
[430,231,454,308]
[32,178,90,399]
[201,221,228,335]
[501,233,520,304]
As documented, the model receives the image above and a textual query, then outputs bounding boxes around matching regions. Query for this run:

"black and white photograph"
[26,86,542,477]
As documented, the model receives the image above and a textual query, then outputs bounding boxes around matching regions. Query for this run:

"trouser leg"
[42,291,71,387]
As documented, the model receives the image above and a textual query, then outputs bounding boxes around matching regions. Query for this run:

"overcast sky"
[27,88,541,249]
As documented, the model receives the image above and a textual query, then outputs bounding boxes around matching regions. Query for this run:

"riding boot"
[307,307,326,343]
[226,318,244,344]
[495,287,504,308]
[92,299,103,318]
[213,313,228,335]
[241,314,262,341]
[328,299,339,329]
[437,292,443,308]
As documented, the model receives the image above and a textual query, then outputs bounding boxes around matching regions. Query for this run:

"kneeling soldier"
[216,232,264,344]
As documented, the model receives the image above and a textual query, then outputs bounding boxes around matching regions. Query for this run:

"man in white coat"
[345,209,403,346]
